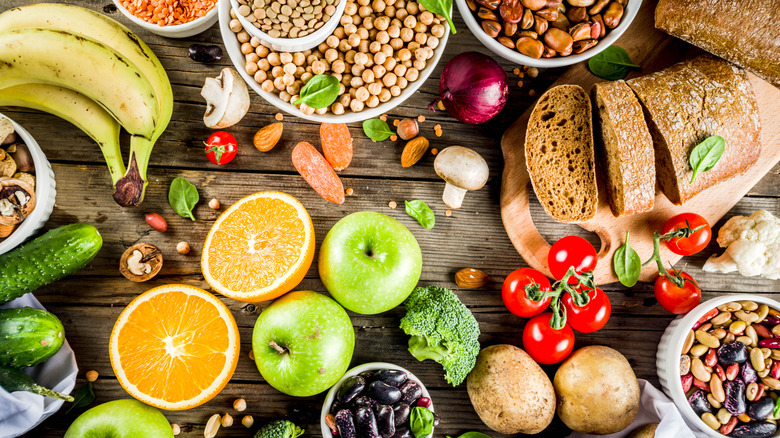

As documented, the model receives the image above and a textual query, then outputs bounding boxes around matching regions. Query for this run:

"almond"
[253,122,283,152]
[455,268,489,289]
[401,136,429,167]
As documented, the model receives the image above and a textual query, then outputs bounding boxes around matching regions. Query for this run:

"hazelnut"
[221,413,234,427]
[396,118,419,140]
[209,198,221,210]
[177,241,191,255]
[119,243,163,282]
[233,398,247,412]
[242,415,254,428]
[86,370,99,382]
[172,424,181,435]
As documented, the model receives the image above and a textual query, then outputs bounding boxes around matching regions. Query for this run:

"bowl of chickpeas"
[219,0,449,122]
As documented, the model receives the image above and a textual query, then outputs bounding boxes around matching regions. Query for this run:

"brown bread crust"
[655,0,780,88]
[627,54,761,205]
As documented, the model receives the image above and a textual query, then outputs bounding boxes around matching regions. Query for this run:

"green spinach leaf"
[293,74,340,109]
[613,232,641,287]
[417,0,456,33]
[168,177,199,220]
[65,383,95,415]
[410,407,435,438]
[689,135,725,183]
[362,118,395,141]
[587,46,640,80]
[405,200,435,229]
[447,433,492,438]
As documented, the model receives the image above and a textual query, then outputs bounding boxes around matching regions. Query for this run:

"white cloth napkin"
[0,294,78,438]
[567,379,710,438]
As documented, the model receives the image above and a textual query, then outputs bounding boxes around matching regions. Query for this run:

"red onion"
[433,52,509,125]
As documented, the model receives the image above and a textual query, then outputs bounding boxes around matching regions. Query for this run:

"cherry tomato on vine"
[654,270,701,314]
[205,131,237,165]
[548,236,597,284]
[562,287,611,333]
[502,268,552,318]
[661,213,712,256]
[522,312,575,365]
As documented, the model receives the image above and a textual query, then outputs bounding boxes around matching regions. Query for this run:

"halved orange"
[109,284,240,410]
[201,191,315,302]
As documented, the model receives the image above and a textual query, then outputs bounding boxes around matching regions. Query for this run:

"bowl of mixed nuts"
[455,0,640,67]
[0,114,56,255]
[657,294,780,438]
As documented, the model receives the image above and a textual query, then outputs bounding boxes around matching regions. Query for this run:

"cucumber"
[0,364,74,401]
[0,223,102,305]
[0,307,65,368]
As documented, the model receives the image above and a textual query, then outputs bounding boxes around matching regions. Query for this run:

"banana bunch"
[0,4,174,206]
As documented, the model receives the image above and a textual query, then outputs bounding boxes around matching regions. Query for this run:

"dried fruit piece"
[253,122,283,152]
[144,212,167,232]
[320,123,353,171]
[292,142,345,204]
[401,137,430,167]
[455,268,489,288]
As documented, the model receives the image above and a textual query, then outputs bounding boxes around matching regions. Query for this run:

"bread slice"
[592,80,655,217]
[525,84,597,223]
[627,54,761,205]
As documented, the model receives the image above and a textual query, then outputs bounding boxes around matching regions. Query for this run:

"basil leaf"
[688,135,725,183]
[405,200,435,229]
[410,407,435,438]
[65,383,95,415]
[587,46,641,80]
[417,0,456,33]
[293,74,340,109]
[168,177,199,221]
[362,118,395,141]
[613,232,641,287]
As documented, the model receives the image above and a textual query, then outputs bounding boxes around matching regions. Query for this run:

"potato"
[553,345,640,434]
[466,344,555,434]
[627,423,658,438]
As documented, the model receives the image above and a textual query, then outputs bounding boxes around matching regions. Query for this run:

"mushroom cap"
[201,68,250,129]
[433,146,489,190]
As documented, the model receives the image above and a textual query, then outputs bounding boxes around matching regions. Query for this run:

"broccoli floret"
[399,285,481,386]
[254,420,304,438]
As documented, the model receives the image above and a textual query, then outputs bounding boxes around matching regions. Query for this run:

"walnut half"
[0,177,36,226]
[120,243,163,282]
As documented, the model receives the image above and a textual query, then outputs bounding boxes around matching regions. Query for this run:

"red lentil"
[119,0,216,26]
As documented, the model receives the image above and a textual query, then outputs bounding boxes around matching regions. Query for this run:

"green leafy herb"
[447,433,491,438]
[168,177,199,221]
[773,395,780,418]
[410,407,435,438]
[362,118,395,141]
[417,0,456,33]
[293,74,340,109]
[587,46,640,80]
[613,232,641,287]
[405,200,435,229]
[64,383,95,415]
[688,135,725,183]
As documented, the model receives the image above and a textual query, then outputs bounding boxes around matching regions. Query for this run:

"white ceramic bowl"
[454,0,642,67]
[320,362,434,438]
[0,114,56,256]
[657,294,780,437]
[230,0,346,52]
[218,0,449,122]
[112,0,219,38]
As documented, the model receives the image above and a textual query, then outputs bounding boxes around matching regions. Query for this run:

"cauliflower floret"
[704,210,780,280]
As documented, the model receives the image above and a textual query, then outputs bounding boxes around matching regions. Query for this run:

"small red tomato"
[548,236,598,283]
[661,213,712,256]
[654,270,701,314]
[562,287,611,333]
[522,312,575,365]
[502,268,552,318]
[205,131,238,165]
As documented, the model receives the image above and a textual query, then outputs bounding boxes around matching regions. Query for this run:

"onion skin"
[438,52,509,125]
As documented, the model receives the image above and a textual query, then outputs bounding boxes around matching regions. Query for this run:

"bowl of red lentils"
[112,0,219,38]
[657,294,780,437]
[219,0,449,122]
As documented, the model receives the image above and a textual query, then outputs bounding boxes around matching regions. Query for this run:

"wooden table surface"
[4,0,779,436]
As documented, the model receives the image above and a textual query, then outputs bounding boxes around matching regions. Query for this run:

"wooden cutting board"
[499,0,780,285]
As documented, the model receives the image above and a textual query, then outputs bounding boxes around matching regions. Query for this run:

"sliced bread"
[592,80,655,217]
[627,54,761,205]
[525,84,597,223]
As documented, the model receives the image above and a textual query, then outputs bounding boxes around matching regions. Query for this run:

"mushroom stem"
[442,183,468,209]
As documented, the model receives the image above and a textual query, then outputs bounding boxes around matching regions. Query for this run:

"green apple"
[253,290,355,397]
[64,399,173,438]
[319,211,423,314]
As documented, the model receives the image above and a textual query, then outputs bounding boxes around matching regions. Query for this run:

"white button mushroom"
[433,146,489,209]
[201,68,250,129]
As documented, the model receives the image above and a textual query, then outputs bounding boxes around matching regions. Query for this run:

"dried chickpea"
[229,18,243,32]
[400,27,414,42]
[345,23,358,35]
[375,15,390,30]
[246,62,259,75]
[379,88,392,102]
[284,63,297,75]
[403,15,416,28]
[383,72,397,87]
[261,79,275,92]
[407,41,420,52]
[362,69,376,83]
[370,41,383,53]
[287,82,301,95]
[382,44,394,57]
[385,5,395,16]
[332,60,347,73]
[246,53,260,63]
[406,68,419,81]
[397,48,412,61]
[256,45,270,57]
[383,57,396,70]
[312,60,327,74]
[301,72,313,83]
[334,27,346,39]
[273,77,285,90]
[354,52,370,65]
[388,25,401,38]
[346,50,357,63]
[280,52,293,64]
[355,86,370,101]
[254,70,268,83]
[339,93,351,106]
[359,5,372,16]
[390,84,402,96]
[390,38,404,50]
[368,82,382,95]
[348,33,361,47]
[237,30,250,43]
[350,99,365,112]
[339,39,352,51]
[373,64,387,78]
[397,76,408,88]
[331,102,346,114]
[272,66,284,78]
[293,52,305,66]
[419,10,434,25]
[326,35,339,48]
[279,90,291,102]
[301,103,316,115]
[351,76,365,88]
[394,64,407,77]
[241,42,253,55]
[315,107,328,115]
[413,59,426,70]
[366,95,380,107]
[427,36,439,49]
[268,52,281,66]
[364,16,375,29]
[415,33,427,45]
[351,64,365,76]
[431,24,445,38]
[282,73,295,86]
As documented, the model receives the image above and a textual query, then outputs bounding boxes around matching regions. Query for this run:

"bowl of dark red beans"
[658,294,780,438]
[321,362,436,438]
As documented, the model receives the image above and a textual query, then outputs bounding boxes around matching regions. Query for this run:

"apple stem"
[269,341,288,355]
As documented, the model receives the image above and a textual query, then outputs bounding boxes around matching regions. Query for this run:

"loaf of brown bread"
[525,85,597,223]
[592,81,655,217]
[655,0,780,88]
[627,54,761,205]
